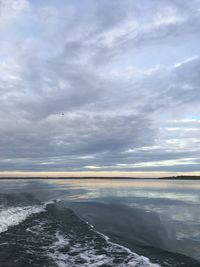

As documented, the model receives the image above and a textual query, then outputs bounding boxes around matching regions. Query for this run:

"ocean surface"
[0,179,199,267]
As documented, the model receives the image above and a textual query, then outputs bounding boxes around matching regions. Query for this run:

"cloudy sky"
[0,0,200,177]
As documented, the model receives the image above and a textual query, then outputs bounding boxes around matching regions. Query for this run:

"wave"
[48,230,160,267]
[0,205,46,233]
[0,198,160,267]
[0,189,164,267]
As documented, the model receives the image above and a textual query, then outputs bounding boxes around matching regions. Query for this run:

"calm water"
[0,179,199,266]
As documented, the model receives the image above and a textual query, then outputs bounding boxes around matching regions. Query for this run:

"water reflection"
[45,179,200,204]
[46,179,200,261]
[0,178,199,262]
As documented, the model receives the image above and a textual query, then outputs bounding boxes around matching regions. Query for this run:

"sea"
[0,178,199,267]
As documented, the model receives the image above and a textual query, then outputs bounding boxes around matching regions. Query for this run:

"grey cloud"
[0,0,199,173]
[0,111,155,168]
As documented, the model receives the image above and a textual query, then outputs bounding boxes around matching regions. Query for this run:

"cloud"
[0,0,199,174]
[0,0,28,27]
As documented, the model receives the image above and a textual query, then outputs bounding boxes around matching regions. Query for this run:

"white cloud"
[0,0,200,173]
[174,55,199,68]
[0,0,28,27]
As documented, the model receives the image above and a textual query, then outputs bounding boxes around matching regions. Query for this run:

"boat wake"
[0,192,159,267]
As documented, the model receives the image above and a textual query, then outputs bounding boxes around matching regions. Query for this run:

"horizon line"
[0,171,200,178]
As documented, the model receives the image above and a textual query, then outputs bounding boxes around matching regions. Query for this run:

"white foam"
[89,225,160,266]
[49,231,160,267]
[0,205,46,233]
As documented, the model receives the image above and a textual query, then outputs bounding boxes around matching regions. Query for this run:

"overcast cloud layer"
[0,0,200,175]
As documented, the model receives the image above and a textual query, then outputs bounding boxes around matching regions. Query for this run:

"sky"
[0,0,200,178]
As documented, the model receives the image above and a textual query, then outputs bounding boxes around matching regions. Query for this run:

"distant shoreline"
[0,176,199,180]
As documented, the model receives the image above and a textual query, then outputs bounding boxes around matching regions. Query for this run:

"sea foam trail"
[0,205,46,233]
[49,231,160,267]
[0,202,160,266]
[95,230,160,267]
